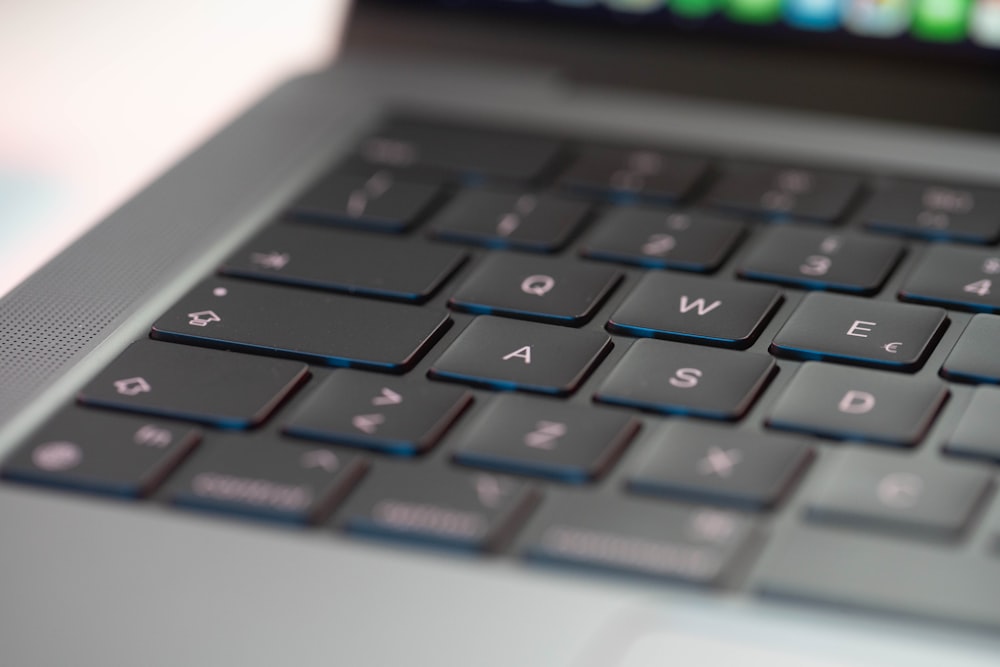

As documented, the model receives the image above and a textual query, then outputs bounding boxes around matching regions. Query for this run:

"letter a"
[838,390,875,415]
[502,346,532,364]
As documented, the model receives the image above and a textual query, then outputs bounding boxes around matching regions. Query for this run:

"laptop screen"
[430,0,1000,61]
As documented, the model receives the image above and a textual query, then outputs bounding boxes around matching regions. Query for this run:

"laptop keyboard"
[5,114,1000,625]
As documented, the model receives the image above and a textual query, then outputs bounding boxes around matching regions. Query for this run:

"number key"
[900,245,1000,313]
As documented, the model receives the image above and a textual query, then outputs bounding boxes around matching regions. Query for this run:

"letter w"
[678,296,722,316]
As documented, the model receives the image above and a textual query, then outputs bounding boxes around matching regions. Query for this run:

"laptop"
[4,1,1000,664]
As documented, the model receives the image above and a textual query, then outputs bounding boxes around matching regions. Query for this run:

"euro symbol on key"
[521,274,556,297]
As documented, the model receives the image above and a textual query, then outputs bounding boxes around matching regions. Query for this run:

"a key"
[594,339,775,420]
[78,340,308,429]
[448,254,621,326]
[766,362,948,446]
[339,464,537,551]
[452,395,639,483]
[167,435,366,525]
[941,314,1000,383]
[704,163,860,223]
[738,227,903,295]
[805,448,992,541]
[429,190,590,252]
[899,245,1000,313]
[428,316,611,396]
[151,278,450,372]
[945,386,1000,462]
[290,167,443,233]
[220,224,467,303]
[757,526,1000,630]
[607,272,781,349]
[770,292,946,371]
[860,181,1000,244]
[522,493,756,585]
[358,117,561,183]
[557,146,708,203]
[1,409,199,498]
[284,370,472,456]
[580,208,744,272]
[627,421,814,510]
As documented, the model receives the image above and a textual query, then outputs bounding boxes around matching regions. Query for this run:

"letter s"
[669,368,703,389]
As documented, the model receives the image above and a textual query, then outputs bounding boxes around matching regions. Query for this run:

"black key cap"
[151,278,450,372]
[580,208,744,272]
[945,386,1000,462]
[594,339,775,420]
[704,163,860,223]
[168,436,366,525]
[220,224,467,303]
[738,227,903,295]
[941,314,1000,383]
[340,464,537,551]
[358,117,560,183]
[767,362,948,446]
[78,340,308,429]
[806,449,992,541]
[558,146,708,203]
[770,292,946,371]
[291,168,442,233]
[899,245,1000,313]
[1,410,199,498]
[523,493,755,585]
[860,181,1000,244]
[429,316,611,396]
[448,254,621,326]
[430,190,590,252]
[627,421,813,511]
[452,395,638,483]
[284,370,472,456]
[607,273,781,349]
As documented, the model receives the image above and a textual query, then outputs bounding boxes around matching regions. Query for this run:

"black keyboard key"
[340,464,537,551]
[168,436,366,525]
[580,208,744,272]
[430,190,590,252]
[151,278,450,372]
[860,181,1000,244]
[806,449,991,541]
[738,227,903,295]
[358,117,560,183]
[220,224,467,303]
[899,245,1000,313]
[941,314,1000,383]
[429,316,611,396]
[945,387,1000,462]
[767,363,948,446]
[448,254,621,326]
[285,370,472,456]
[2,410,199,498]
[452,395,638,483]
[291,168,442,233]
[770,292,946,371]
[523,493,755,585]
[558,146,708,203]
[594,339,775,420]
[704,163,860,223]
[627,422,813,511]
[78,340,308,429]
[608,273,781,349]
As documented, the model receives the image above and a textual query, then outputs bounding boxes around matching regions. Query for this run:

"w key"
[608,273,781,349]
[771,292,946,371]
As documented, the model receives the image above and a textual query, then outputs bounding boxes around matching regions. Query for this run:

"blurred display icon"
[844,0,913,37]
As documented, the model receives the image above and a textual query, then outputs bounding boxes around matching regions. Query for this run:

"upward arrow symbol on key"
[372,388,403,406]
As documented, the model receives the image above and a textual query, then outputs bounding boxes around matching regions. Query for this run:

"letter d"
[838,390,875,415]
